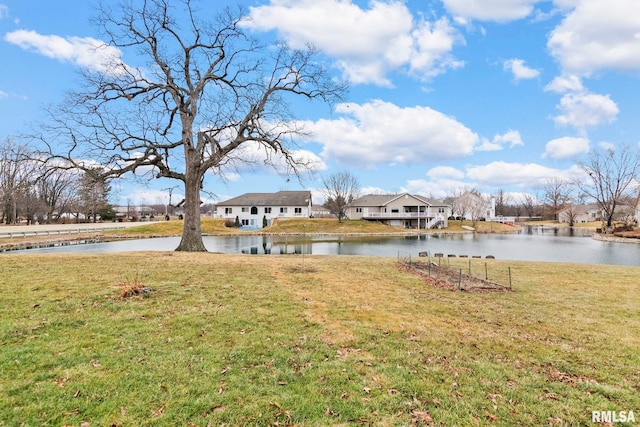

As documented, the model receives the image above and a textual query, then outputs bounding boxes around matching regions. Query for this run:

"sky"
[1,0,639,207]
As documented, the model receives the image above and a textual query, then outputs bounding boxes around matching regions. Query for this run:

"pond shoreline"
[592,233,640,244]
[4,224,640,254]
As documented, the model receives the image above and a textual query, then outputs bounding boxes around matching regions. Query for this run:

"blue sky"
[1,0,639,207]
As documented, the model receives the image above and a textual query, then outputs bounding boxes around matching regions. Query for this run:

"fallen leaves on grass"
[411,410,433,424]
[55,377,69,388]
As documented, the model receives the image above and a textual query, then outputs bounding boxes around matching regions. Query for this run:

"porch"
[363,212,446,229]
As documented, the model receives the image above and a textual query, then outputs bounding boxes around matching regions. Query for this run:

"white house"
[215,191,312,228]
[347,193,449,229]
[448,191,495,221]
[558,203,637,224]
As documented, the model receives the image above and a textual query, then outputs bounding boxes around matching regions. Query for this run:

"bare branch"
[32,0,346,251]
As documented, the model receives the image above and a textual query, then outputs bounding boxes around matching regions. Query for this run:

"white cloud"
[0,5,8,20]
[548,0,640,75]
[405,161,583,197]
[5,29,127,75]
[403,178,466,199]
[477,129,523,151]
[408,18,465,80]
[300,100,479,166]
[503,58,540,81]
[244,0,463,86]
[544,74,583,93]
[427,166,465,180]
[0,90,7,99]
[553,92,619,128]
[216,143,327,178]
[542,136,589,159]
[598,141,615,152]
[466,161,568,187]
[441,0,543,22]
[359,186,389,196]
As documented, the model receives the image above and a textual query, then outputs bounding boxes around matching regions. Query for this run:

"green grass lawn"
[1,253,638,425]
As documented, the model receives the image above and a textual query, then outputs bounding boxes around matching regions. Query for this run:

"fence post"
[468,258,471,275]
[458,268,462,290]
[485,262,488,280]
[508,266,512,290]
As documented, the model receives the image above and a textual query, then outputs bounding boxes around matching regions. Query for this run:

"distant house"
[311,204,332,218]
[448,191,495,221]
[216,191,312,228]
[558,203,637,224]
[347,193,449,229]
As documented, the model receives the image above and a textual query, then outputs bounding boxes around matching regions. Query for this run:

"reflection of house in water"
[241,235,312,255]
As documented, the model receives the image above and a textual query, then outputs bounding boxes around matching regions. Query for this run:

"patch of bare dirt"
[398,261,512,293]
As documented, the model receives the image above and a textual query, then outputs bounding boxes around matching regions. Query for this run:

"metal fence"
[399,252,513,292]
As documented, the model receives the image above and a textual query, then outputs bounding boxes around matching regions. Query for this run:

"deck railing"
[363,212,430,219]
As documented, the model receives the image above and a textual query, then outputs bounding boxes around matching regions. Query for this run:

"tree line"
[0,138,113,224]
[491,145,640,229]
[321,144,640,230]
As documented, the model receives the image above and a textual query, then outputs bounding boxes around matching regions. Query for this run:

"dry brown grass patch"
[116,271,152,298]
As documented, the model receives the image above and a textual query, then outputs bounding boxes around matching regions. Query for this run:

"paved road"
[0,222,148,238]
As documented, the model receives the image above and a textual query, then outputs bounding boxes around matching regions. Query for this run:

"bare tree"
[521,193,538,219]
[560,203,581,226]
[448,188,470,222]
[35,1,345,251]
[468,195,489,228]
[493,189,511,217]
[36,168,76,223]
[543,178,571,221]
[450,187,485,226]
[322,171,360,222]
[0,138,33,224]
[574,145,640,229]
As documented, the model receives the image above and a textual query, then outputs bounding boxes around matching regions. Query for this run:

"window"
[294,207,302,214]
[241,207,248,212]
[356,208,362,213]
[391,208,399,213]
[250,206,258,215]
[265,207,272,214]
[241,219,249,226]
[438,207,445,214]
[225,207,233,214]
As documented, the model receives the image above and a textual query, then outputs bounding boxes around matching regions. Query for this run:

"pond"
[7,225,640,267]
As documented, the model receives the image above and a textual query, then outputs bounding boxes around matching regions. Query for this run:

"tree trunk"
[175,168,207,252]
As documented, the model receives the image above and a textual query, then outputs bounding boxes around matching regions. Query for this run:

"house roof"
[351,193,446,207]
[217,191,311,207]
